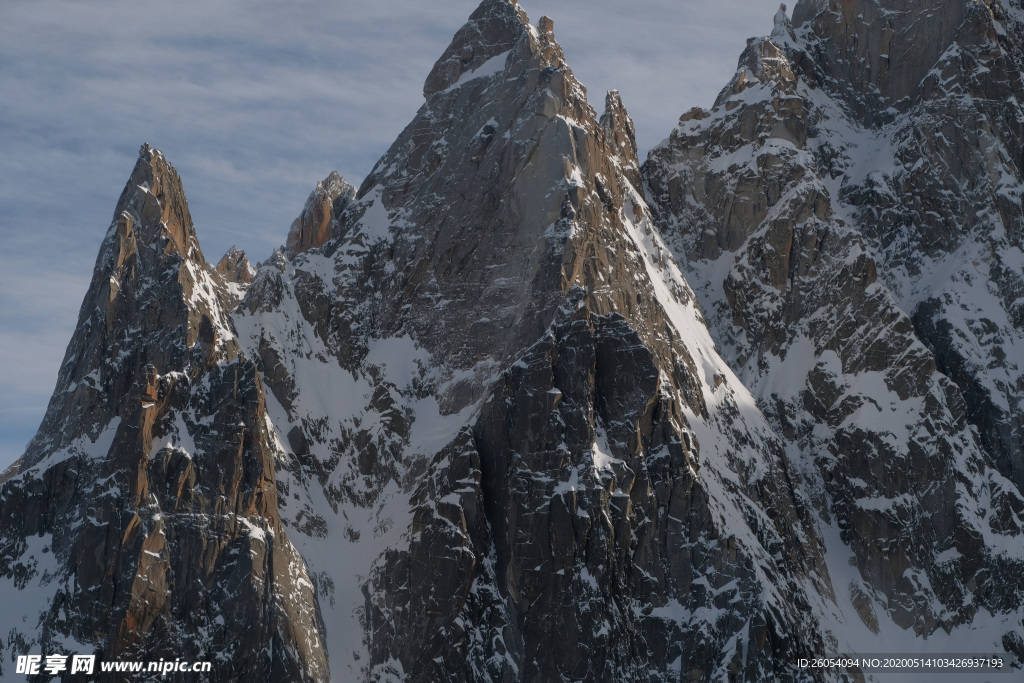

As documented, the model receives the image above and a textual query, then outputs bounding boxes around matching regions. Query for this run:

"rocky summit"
[2,0,1023,681]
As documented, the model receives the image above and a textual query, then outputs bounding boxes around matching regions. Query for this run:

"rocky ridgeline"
[645,0,1024,660]
[0,145,326,680]
[1,0,1023,681]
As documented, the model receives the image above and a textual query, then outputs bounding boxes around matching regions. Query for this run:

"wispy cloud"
[0,0,779,468]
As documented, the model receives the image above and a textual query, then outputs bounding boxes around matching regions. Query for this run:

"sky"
[0,0,780,470]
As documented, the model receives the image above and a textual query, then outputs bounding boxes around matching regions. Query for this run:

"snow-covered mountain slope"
[645,0,1024,670]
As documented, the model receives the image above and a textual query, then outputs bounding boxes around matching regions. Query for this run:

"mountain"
[644,0,1024,663]
[0,145,327,680]
[1,0,1023,681]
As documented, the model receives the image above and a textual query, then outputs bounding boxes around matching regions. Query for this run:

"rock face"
[3,1,1024,681]
[646,0,1024,659]
[236,2,827,679]
[285,172,356,257]
[216,246,255,285]
[0,145,326,681]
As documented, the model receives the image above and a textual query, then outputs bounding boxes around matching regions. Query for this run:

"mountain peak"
[12,4,1024,681]
[285,171,355,256]
[600,89,641,189]
[117,143,201,263]
[19,145,236,467]
[216,246,255,284]
[772,3,795,41]
[422,0,530,97]
[791,0,1000,121]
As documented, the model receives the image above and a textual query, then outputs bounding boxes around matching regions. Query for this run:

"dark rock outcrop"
[645,0,1024,658]
[0,146,327,681]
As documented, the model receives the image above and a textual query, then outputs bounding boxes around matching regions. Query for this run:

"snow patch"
[444,51,510,93]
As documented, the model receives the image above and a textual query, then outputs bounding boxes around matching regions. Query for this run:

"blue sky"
[0,0,779,469]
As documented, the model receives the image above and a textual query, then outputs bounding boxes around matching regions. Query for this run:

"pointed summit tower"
[0,147,327,681]
[4,2,944,681]
[235,1,830,679]
[19,144,223,467]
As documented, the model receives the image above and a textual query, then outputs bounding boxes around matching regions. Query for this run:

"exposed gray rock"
[240,1,829,680]
[0,146,327,681]
[645,0,1024,662]
[4,0,1024,681]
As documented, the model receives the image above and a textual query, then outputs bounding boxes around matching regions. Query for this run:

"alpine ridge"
[645,0,1024,667]
[1,0,1023,681]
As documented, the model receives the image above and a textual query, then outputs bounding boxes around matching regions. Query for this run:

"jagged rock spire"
[216,246,255,284]
[646,0,1024,661]
[20,145,235,467]
[1,145,328,680]
[771,3,795,41]
[121,143,203,261]
[285,171,355,256]
[599,89,641,189]
[24,0,1024,680]
[270,2,831,680]
[423,0,530,97]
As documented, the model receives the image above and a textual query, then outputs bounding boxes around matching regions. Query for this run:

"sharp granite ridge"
[1,0,1023,681]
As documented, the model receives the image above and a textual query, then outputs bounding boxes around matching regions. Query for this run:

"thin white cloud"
[0,0,779,468]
